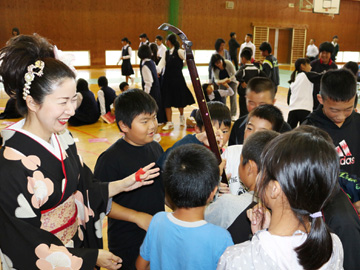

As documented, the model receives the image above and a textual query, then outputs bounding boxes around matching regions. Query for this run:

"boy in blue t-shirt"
[136,144,234,270]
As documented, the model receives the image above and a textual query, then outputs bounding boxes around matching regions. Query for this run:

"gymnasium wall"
[1,0,359,66]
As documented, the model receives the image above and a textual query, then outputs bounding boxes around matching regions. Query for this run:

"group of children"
[86,61,359,269]
[116,33,194,128]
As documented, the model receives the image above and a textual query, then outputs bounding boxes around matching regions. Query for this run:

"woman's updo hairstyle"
[0,34,76,116]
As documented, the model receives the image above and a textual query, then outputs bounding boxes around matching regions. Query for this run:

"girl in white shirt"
[287,58,322,128]
[218,129,344,270]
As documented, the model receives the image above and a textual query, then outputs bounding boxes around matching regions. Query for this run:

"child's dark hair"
[294,125,333,144]
[12,27,20,35]
[149,43,159,62]
[320,69,357,102]
[343,61,359,76]
[319,42,334,54]
[119,82,129,91]
[0,34,75,116]
[246,33,253,38]
[210,54,226,70]
[259,42,272,54]
[246,77,276,100]
[98,76,108,87]
[76,78,90,93]
[202,83,211,93]
[288,58,310,84]
[230,32,236,38]
[201,83,212,101]
[121,37,131,45]
[114,88,158,131]
[241,130,279,170]
[164,144,219,208]
[138,44,152,59]
[247,104,284,132]
[195,101,231,130]
[139,33,148,39]
[214,38,226,52]
[166,34,180,50]
[155,35,163,41]
[257,130,338,270]
[240,48,252,61]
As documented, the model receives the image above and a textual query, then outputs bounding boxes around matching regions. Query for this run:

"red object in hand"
[135,168,145,182]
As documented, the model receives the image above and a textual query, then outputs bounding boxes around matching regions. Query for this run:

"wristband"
[135,168,145,182]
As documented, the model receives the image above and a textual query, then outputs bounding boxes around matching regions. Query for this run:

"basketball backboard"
[313,0,340,14]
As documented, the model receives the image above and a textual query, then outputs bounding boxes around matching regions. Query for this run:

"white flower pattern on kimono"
[15,193,36,218]
[35,243,83,270]
[57,129,75,151]
[94,212,106,238]
[74,190,95,228]
[0,249,17,270]
[27,171,54,209]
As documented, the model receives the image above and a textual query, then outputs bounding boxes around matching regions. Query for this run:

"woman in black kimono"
[156,34,195,130]
[0,34,159,270]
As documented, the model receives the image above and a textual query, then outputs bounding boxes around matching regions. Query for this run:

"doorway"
[269,28,292,64]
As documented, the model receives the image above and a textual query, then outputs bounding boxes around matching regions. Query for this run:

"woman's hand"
[108,162,160,197]
[96,249,122,270]
[247,203,271,234]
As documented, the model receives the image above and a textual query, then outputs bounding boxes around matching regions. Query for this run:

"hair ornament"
[310,211,322,219]
[22,60,45,100]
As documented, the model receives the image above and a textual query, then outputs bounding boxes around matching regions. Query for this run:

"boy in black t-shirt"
[94,89,164,270]
[303,69,360,211]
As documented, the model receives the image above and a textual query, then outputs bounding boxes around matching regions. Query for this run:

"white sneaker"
[162,122,174,130]
[180,115,185,126]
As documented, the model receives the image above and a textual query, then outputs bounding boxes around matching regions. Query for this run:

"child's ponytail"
[294,214,333,270]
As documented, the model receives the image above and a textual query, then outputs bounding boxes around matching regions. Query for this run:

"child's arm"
[304,71,322,84]
[262,60,272,78]
[136,255,150,270]
[141,64,154,94]
[217,83,234,98]
[156,55,166,74]
[108,202,153,231]
[116,50,123,65]
[97,90,106,115]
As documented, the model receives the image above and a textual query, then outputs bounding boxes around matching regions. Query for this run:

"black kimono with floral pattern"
[0,121,109,269]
